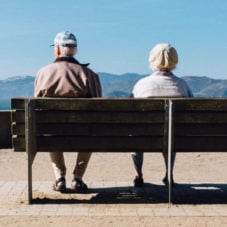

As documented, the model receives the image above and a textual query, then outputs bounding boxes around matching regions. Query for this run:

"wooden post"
[163,100,170,205]
[164,99,175,206]
[167,99,174,206]
[25,99,36,204]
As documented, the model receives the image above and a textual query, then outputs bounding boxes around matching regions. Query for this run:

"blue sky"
[0,0,227,79]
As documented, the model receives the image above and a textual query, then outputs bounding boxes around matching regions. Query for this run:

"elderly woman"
[131,43,193,187]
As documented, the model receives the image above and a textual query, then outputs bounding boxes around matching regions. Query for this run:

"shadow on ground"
[31,183,227,205]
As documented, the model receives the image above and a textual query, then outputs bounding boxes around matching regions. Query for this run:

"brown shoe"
[71,178,88,193]
[53,177,66,192]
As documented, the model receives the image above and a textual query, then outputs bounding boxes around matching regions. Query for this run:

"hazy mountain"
[101,73,144,97]
[0,75,34,99]
[1,73,227,110]
[182,76,227,97]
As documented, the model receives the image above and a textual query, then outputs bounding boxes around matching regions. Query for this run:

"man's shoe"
[53,177,66,192]
[71,178,88,193]
[133,176,144,187]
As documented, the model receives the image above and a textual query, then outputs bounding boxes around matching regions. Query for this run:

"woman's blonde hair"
[149,43,178,71]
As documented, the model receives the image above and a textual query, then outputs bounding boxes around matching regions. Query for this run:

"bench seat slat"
[37,136,163,151]
[175,123,227,136]
[175,112,227,123]
[174,99,227,111]
[12,111,165,124]
[12,123,164,137]
[175,136,227,152]
[13,136,164,152]
[14,135,227,152]
[40,123,164,136]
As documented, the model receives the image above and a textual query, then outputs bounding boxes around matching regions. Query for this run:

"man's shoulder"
[81,66,99,77]
[37,62,56,73]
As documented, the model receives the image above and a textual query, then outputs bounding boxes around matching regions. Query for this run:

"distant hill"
[182,76,227,97]
[100,73,144,97]
[1,73,227,110]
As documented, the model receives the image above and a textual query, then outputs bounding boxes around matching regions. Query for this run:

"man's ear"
[55,46,61,58]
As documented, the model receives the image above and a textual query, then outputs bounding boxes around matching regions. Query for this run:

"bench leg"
[28,151,33,204]
[25,99,36,204]
[167,150,172,206]
[27,151,37,204]
[167,100,174,206]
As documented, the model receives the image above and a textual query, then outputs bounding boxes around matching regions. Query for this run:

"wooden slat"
[12,123,164,137]
[11,98,166,111]
[175,123,227,136]
[36,136,163,152]
[11,98,26,109]
[34,98,165,111]
[13,136,164,152]
[175,136,227,152]
[11,110,25,122]
[12,136,25,151]
[12,123,25,135]
[36,111,164,123]
[13,124,164,136]
[173,98,227,111]
[12,98,227,111]
[11,111,24,123]
[38,123,164,136]
[12,110,165,124]
[175,111,227,123]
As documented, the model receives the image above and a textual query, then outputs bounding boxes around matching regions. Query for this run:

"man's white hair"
[59,46,77,57]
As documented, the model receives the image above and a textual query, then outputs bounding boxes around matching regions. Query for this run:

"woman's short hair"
[149,43,178,71]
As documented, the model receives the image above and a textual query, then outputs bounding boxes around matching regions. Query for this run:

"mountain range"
[1,73,227,110]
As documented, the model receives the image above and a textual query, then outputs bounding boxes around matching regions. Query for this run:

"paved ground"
[1,150,227,226]
[1,180,227,217]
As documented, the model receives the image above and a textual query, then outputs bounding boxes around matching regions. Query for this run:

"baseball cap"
[51,31,77,47]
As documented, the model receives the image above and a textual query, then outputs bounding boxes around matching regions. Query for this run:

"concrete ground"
[1,150,227,226]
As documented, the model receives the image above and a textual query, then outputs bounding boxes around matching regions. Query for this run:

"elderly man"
[34,31,102,192]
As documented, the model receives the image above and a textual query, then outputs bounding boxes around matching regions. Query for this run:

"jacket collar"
[153,70,174,77]
[54,57,90,67]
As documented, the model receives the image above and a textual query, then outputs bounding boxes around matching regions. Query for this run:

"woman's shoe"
[133,176,144,187]
[162,176,176,188]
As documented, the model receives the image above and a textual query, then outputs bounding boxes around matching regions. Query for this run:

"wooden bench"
[11,97,227,204]
[11,97,170,204]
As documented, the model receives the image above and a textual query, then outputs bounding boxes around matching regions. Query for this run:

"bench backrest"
[173,99,227,152]
[11,98,168,152]
[11,98,227,153]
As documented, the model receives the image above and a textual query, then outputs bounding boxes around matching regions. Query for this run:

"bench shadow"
[172,183,227,205]
[32,183,227,205]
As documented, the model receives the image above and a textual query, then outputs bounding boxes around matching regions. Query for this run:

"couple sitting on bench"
[34,31,193,193]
